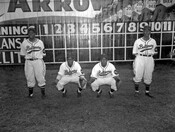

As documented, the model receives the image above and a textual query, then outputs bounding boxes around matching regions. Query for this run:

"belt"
[26,58,39,61]
[139,54,152,57]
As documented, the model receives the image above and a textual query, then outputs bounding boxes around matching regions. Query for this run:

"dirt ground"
[0,62,175,132]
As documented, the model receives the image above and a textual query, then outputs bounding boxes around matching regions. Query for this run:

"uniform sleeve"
[58,63,65,76]
[39,40,44,50]
[133,39,138,55]
[20,40,27,56]
[90,64,98,78]
[111,64,118,76]
[152,39,157,54]
[76,62,82,74]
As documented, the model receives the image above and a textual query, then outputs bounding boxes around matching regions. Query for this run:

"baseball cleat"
[41,94,46,99]
[145,93,154,98]
[97,90,102,98]
[108,91,114,98]
[62,90,67,97]
[77,90,81,97]
[28,93,33,98]
[134,91,139,97]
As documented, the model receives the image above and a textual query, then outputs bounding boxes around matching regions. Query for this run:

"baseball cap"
[143,25,151,31]
[100,54,108,60]
[28,26,36,33]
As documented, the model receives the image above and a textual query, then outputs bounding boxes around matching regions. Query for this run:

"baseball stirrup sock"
[29,87,33,94]
[145,85,150,92]
[41,88,45,95]
[135,84,139,91]
[110,89,114,94]
[78,87,82,93]
[96,89,101,93]
[61,88,66,93]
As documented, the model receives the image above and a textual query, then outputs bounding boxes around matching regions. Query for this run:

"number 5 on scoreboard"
[116,23,124,32]
[92,23,100,33]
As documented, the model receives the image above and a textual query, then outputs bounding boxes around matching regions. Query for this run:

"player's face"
[67,58,74,67]
[143,28,151,37]
[101,58,107,67]
[28,30,36,39]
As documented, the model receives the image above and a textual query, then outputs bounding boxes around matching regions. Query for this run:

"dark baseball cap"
[100,54,108,60]
[28,27,36,33]
[143,25,151,31]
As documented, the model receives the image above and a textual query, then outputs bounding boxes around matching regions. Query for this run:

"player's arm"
[89,66,97,84]
[169,49,175,57]
[40,40,46,57]
[20,40,27,57]
[55,64,64,84]
[152,40,158,56]
[132,40,139,56]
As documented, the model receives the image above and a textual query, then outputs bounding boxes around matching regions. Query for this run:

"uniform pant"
[133,55,154,85]
[25,59,46,88]
[56,75,82,90]
[91,77,117,92]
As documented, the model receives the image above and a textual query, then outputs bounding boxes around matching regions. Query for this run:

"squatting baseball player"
[20,27,46,98]
[55,55,87,97]
[89,54,121,98]
[133,25,157,98]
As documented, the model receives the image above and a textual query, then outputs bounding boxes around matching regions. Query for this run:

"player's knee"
[56,83,64,91]
[91,83,99,92]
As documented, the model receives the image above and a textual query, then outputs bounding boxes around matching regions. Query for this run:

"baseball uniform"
[20,27,46,98]
[90,59,120,98]
[132,26,157,98]
[56,60,87,97]
[133,37,157,85]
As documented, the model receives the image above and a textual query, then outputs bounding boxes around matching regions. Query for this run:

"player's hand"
[71,70,77,74]
[89,77,97,84]
[169,51,175,57]
[65,70,73,75]
[53,79,59,85]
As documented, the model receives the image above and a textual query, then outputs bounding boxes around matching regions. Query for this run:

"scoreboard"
[0,21,174,65]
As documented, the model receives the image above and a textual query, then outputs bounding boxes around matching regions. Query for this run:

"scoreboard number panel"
[0,21,174,65]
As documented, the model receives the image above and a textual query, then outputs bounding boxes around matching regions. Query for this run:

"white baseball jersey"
[133,37,157,55]
[20,38,45,59]
[57,61,82,77]
[91,62,118,78]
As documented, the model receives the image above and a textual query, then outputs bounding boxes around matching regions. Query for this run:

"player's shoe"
[41,89,46,99]
[77,90,81,97]
[134,91,139,97]
[28,88,33,98]
[41,93,46,99]
[28,93,33,98]
[62,90,67,97]
[145,93,154,98]
[108,91,114,98]
[97,90,102,98]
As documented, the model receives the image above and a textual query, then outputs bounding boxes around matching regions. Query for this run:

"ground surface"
[0,63,175,132]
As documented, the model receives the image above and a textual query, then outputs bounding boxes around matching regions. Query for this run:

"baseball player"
[133,25,157,98]
[55,55,87,97]
[89,54,121,98]
[20,27,46,98]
